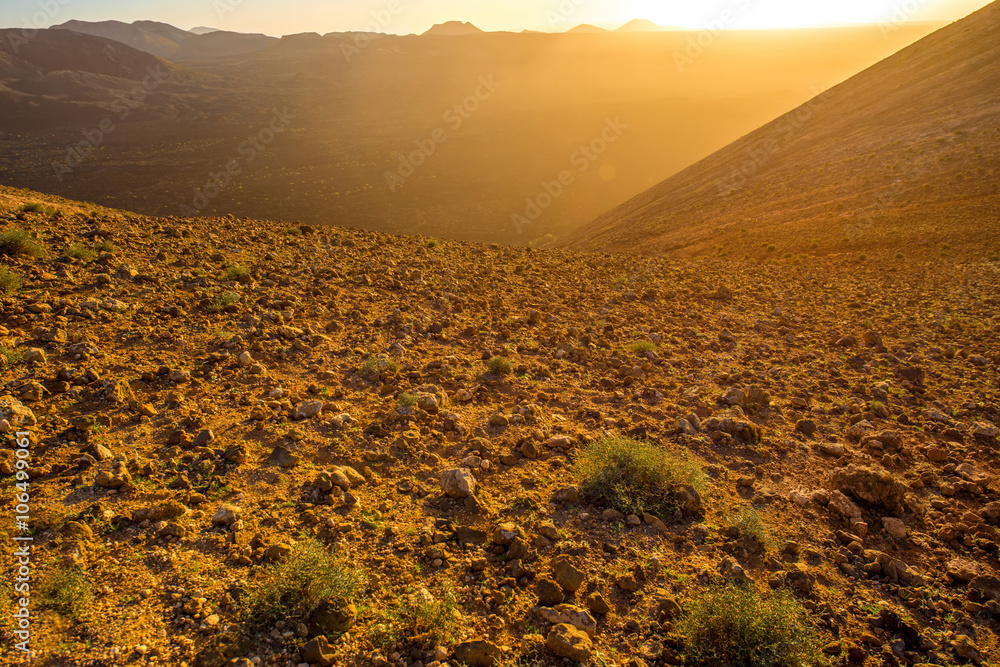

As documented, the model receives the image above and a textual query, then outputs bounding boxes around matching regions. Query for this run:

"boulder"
[440,468,476,498]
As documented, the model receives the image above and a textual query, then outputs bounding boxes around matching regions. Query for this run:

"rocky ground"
[0,186,998,667]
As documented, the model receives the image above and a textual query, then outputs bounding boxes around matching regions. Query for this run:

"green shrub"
[241,538,361,625]
[223,265,251,283]
[93,239,117,253]
[359,355,399,380]
[397,393,418,408]
[41,564,94,621]
[287,226,303,236]
[207,292,241,313]
[486,356,512,375]
[0,266,22,294]
[0,230,45,258]
[65,243,96,262]
[576,436,706,517]
[726,506,768,546]
[369,583,459,649]
[630,340,656,355]
[426,240,438,249]
[1,346,24,368]
[681,585,821,667]
[18,202,56,215]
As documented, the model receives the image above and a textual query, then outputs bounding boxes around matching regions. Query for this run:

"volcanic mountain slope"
[0,25,939,246]
[50,20,276,60]
[1,185,999,666]
[421,22,485,36]
[560,1,1000,257]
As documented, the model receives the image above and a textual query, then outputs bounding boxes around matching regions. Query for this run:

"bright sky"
[1,0,993,35]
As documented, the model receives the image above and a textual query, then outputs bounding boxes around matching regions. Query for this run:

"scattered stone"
[440,468,476,498]
[453,640,501,667]
[545,623,592,661]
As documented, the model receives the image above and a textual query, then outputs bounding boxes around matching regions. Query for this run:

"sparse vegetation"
[576,436,706,517]
[369,583,459,650]
[487,355,513,375]
[630,339,656,355]
[0,266,23,294]
[397,392,418,407]
[726,506,769,547]
[1,346,24,368]
[41,564,95,621]
[359,355,399,380]
[681,585,821,667]
[223,264,251,283]
[240,538,361,625]
[206,292,241,313]
[19,202,56,215]
[65,242,96,262]
[0,229,46,258]
[94,238,118,253]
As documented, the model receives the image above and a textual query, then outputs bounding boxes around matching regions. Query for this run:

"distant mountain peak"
[189,26,221,35]
[615,19,673,32]
[568,24,609,33]
[422,21,484,36]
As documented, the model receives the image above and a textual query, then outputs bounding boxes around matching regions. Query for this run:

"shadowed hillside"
[0,24,938,244]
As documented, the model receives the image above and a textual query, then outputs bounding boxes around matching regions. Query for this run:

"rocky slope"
[0,185,998,666]
[559,1,1000,257]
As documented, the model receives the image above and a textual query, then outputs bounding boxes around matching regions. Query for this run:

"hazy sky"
[2,0,993,35]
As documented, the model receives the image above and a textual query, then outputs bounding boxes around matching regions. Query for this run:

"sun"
[619,0,912,31]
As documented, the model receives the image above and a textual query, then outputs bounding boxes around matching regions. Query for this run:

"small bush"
[41,564,94,621]
[895,252,905,260]
[370,584,459,650]
[241,538,361,625]
[426,240,438,249]
[207,292,241,313]
[726,506,768,546]
[0,266,22,294]
[93,239,117,253]
[287,226,303,236]
[576,436,706,517]
[65,243,96,262]
[1,346,24,368]
[487,356,512,375]
[359,355,399,380]
[0,230,46,258]
[223,265,251,283]
[765,244,776,253]
[630,340,656,355]
[397,393,418,408]
[681,585,821,667]
[19,202,56,215]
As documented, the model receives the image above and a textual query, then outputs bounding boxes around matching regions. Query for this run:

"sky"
[1,0,994,36]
